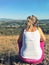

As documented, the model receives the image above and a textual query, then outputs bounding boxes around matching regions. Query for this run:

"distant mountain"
[0,18,49,23]
[0,18,25,22]
[0,18,14,22]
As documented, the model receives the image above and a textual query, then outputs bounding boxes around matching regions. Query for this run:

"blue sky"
[0,0,49,20]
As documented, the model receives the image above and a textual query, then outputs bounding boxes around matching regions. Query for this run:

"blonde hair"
[27,15,38,26]
[25,15,38,29]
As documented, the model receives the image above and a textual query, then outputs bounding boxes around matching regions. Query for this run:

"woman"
[18,15,46,64]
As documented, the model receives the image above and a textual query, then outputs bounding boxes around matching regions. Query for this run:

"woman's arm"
[38,27,46,42]
[17,29,24,50]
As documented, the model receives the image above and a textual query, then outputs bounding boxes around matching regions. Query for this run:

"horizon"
[0,0,49,20]
[0,18,49,20]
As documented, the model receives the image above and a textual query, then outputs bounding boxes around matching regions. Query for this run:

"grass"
[0,34,49,65]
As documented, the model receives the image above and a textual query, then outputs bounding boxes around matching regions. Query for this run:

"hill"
[0,18,49,35]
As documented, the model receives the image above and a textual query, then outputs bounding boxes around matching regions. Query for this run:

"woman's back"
[20,28,42,60]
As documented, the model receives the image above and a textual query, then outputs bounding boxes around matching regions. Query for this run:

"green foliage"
[0,20,49,35]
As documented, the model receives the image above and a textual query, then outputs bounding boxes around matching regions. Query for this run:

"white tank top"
[20,29,42,60]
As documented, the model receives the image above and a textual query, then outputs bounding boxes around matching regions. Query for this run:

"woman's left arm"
[17,29,24,50]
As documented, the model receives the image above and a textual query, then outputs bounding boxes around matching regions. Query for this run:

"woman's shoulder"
[37,27,42,29]
[36,26,43,35]
[37,27,43,32]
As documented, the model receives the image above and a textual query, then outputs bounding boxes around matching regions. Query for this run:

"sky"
[0,0,49,20]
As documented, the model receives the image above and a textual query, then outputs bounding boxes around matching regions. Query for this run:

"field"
[0,19,49,65]
[0,34,49,65]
